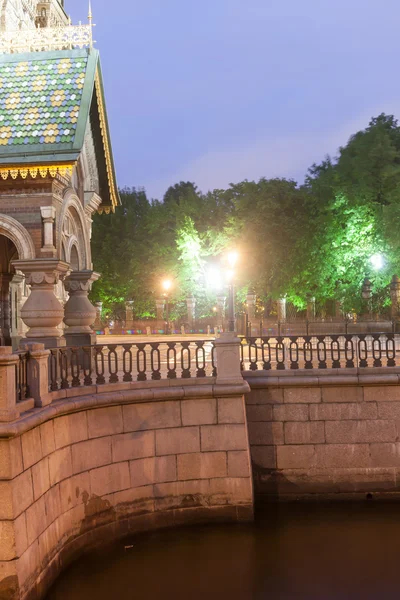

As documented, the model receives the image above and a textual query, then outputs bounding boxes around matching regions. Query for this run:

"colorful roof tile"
[0,55,87,147]
[0,48,119,210]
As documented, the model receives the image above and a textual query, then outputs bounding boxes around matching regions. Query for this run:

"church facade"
[0,0,118,349]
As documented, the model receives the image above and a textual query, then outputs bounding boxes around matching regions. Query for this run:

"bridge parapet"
[0,333,253,600]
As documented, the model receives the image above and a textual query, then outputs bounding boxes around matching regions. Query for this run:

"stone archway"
[0,216,34,347]
[57,189,91,270]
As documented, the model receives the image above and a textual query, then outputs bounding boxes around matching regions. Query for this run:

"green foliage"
[92,113,400,318]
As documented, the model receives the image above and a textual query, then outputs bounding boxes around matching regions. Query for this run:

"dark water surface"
[46,503,400,600]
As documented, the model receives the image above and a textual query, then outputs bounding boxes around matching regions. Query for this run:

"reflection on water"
[46,503,400,600]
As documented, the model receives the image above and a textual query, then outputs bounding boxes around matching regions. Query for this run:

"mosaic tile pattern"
[0,56,88,146]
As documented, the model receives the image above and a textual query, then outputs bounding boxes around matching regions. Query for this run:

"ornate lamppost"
[226,251,239,333]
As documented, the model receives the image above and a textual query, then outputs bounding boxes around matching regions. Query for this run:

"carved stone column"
[156,297,165,321]
[40,206,56,256]
[390,275,400,331]
[186,295,196,328]
[125,300,134,330]
[63,270,100,346]
[12,259,69,348]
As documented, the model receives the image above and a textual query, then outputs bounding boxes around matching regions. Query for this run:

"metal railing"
[16,351,29,402]
[240,334,399,371]
[49,341,217,391]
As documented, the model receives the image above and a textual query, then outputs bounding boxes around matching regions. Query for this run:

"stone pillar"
[361,278,372,320]
[214,332,243,385]
[277,297,286,322]
[22,342,50,408]
[306,297,316,321]
[216,295,226,330]
[40,206,56,256]
[186,295,196,328]
[156,297,165,321]
[12,259,69,348]
[0,347,19,422]
[63,270,100,347]
[0,273,13,346]
[390,275,400,330]
[246,290,257,322]
[125,300,134,330]
[94,301,103,328]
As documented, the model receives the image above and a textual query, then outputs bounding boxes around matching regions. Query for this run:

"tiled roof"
[0,55,88,147]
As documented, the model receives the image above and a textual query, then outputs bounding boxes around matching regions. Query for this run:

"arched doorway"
[0,234,19,347]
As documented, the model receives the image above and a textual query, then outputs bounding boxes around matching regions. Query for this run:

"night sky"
[67,0,400,200]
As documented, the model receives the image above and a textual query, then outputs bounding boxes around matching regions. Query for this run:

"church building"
[0,0,119,349]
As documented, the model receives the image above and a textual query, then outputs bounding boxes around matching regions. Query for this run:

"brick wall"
[0,385,252,599]
[245,371,400,501]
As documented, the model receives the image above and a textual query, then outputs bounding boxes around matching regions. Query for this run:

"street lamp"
[226,251,239,332]
[162,279,172,334]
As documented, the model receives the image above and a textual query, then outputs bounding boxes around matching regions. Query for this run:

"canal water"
[46,502,400,600]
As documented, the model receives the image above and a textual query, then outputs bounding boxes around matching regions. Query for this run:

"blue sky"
[67,0,400,200]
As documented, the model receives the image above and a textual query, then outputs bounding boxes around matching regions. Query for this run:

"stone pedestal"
[186,295,196,328]
[246,291,256,321]
[125,300,134,329]
[12,259,69,348]
[64,270,99,347]
[277,297,286,322]
[214,332,243,385]
[156,297,166,321]
[0,347,19,421]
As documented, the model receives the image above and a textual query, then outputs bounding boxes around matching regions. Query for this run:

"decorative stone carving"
[246,290,257,321]
[63,270,100,334]
[12,259,70,346]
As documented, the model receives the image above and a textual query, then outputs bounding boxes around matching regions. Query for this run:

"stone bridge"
[2,333,400,598]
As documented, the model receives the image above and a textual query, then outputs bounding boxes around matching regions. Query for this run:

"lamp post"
[226,251,238,333]
[162,279,172,335]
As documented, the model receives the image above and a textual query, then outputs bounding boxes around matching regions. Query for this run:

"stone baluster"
[12,259,69,348]
[63,270,99,346]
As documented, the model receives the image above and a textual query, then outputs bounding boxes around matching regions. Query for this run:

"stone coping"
[0,379,250,439]
[244,368,400,387]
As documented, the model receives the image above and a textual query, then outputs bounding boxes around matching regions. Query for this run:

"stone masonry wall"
[0,385,252,600]
[245,371,400,501]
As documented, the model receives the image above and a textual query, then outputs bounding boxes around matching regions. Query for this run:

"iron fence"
[240,334,399,371]
[48,340,217,391]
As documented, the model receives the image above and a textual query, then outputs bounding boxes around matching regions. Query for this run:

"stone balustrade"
[0,333,253,600]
